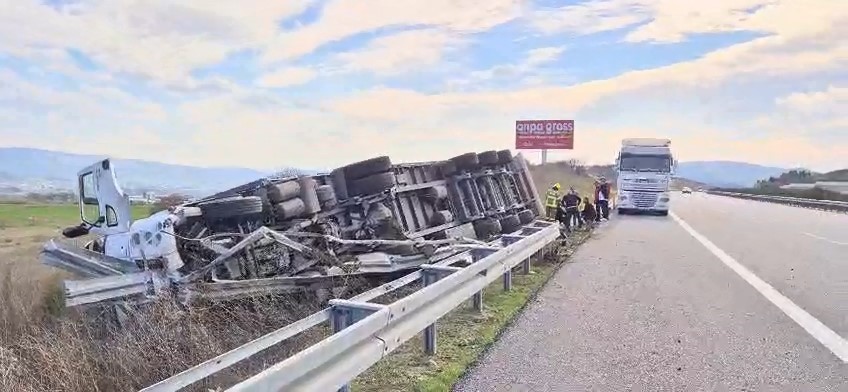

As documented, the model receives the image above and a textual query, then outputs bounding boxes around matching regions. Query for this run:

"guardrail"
[141,219,561,392]
[707,190,848,213]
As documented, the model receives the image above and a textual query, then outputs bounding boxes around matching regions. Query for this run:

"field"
[0,161,594,391]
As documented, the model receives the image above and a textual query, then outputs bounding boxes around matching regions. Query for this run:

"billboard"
[515,120,574,150]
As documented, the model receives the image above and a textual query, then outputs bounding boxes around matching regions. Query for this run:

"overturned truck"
[41,150,544,307]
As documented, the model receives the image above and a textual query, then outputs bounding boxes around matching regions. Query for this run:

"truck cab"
[614,138,676,216]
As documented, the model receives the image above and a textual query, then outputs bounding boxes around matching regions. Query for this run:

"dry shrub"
[0,276,332,391]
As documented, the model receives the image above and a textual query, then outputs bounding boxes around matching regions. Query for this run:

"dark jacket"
[582,201,596,221]
[561,193,580,209]
[594,183,610,202]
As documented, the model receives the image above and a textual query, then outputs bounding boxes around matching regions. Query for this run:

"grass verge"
[353,229,592,392]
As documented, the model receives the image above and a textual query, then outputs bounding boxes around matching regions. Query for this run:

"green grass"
[0,203,151,228]
[353,230,591,392]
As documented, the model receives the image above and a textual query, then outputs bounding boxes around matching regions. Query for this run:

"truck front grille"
[630,192,658,208]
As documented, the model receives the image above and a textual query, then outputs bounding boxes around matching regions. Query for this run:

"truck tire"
[449,153,479,172]
[499,213,522,234]
[438,160,457,177]
[473,218,501,239]
[297,177,321,215]
[349,171,395,196]
[478,150,499,166]
[429,210,453,226]
[200,196,264,221]
[497,150,513,164]
[343,156,392,181]
[330,168,349,201]
[316,185,337,210]
[275,198,306,220]
[517,209,535,224]
[268,181,301,203]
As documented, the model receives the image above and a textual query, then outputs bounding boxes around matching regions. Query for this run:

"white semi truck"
[614,138,676,216]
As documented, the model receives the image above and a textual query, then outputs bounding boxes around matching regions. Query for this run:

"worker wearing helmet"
[545,183,561,220]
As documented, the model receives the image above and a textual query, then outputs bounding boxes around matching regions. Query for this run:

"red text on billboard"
[515,120,574,150]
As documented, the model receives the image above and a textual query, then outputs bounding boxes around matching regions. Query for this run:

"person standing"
[560,188,581,232]
[595,177,611,221]
[545,183,561,220]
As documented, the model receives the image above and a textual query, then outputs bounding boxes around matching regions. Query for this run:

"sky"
[0,0,845,172]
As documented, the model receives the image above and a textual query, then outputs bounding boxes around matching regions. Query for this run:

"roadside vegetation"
[719,168,848,202]
[0,161,595,391]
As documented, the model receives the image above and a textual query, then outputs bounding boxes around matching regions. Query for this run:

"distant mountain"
[0,147,287,197]
[675,161,788,188]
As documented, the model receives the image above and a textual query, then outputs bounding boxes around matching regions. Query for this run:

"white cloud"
[333,29,466,75]
[261,0,525,64]
[256,67,318,88]
[776,85,847,114]
[0,0,313,83]
[1,0,846,172]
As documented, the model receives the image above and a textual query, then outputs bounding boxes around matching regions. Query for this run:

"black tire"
[517,209,534,224]
[343,156,392,180]
[429,210,453,226]
[268,181,300,203]
[438,160,457,177]
[497,150,513,164]
[473,218,501,239]
[477,150,499,166]
[330,168,349,201]
[349,171,395,196]
[275,198,306,220]
[449,152,479,172]
[200,196,264,221]
[499,213,521,234]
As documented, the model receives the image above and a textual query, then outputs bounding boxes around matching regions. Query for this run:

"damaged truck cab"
[42,151,545,307]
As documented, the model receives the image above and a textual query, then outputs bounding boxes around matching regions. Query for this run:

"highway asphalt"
[455,192,848,391]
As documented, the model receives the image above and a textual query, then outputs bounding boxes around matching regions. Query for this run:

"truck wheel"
[473,218,501,239]
[343,156,392,181]
[200,196,264,221]
[268,181,301,203]
[517,209,535,224]
[275,198,307,220]
[497,150,513,164]
[316,185,337,209]
[349,172,395,196]
[429,210,453,226]
[499,213,521,234]
[330,168,349,201]
[477,150,499,166]
[450,152,479,172]
[438,160,457,177]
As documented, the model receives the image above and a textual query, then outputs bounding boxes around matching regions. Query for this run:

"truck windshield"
[619,155,671,172]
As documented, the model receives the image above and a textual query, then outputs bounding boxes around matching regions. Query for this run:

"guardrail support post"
[328,300,387,392]
[472,291,483,312]
[503,268,513,291]
[420,265,461,356]
[521,256,531,275]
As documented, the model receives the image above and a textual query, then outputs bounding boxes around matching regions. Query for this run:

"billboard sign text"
[515,120,574,150]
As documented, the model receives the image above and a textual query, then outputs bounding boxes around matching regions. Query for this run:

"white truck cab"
[614,138,676,216]
[59,159,189,274]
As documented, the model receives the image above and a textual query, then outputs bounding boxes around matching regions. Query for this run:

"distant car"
[682,187,692,194]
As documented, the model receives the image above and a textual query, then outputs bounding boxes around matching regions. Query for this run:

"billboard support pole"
[541,149,548,165]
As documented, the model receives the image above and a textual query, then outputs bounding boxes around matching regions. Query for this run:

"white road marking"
[803,232,848,246]
[670,211,848,363]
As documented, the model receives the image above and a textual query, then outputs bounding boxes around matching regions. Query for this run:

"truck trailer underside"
[41,150,545,308]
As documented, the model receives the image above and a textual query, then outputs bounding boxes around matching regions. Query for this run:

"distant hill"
[675,161,788,188]
[0,148,278,197]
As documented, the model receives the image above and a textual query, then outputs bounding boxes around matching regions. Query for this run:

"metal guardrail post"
[503,268,513,291]
[327,300,386,392]
[521,251,532,275]
[420,265,462,355]
[469,247,497,312]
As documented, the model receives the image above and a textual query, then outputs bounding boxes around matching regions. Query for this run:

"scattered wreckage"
[41,150,544,308]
